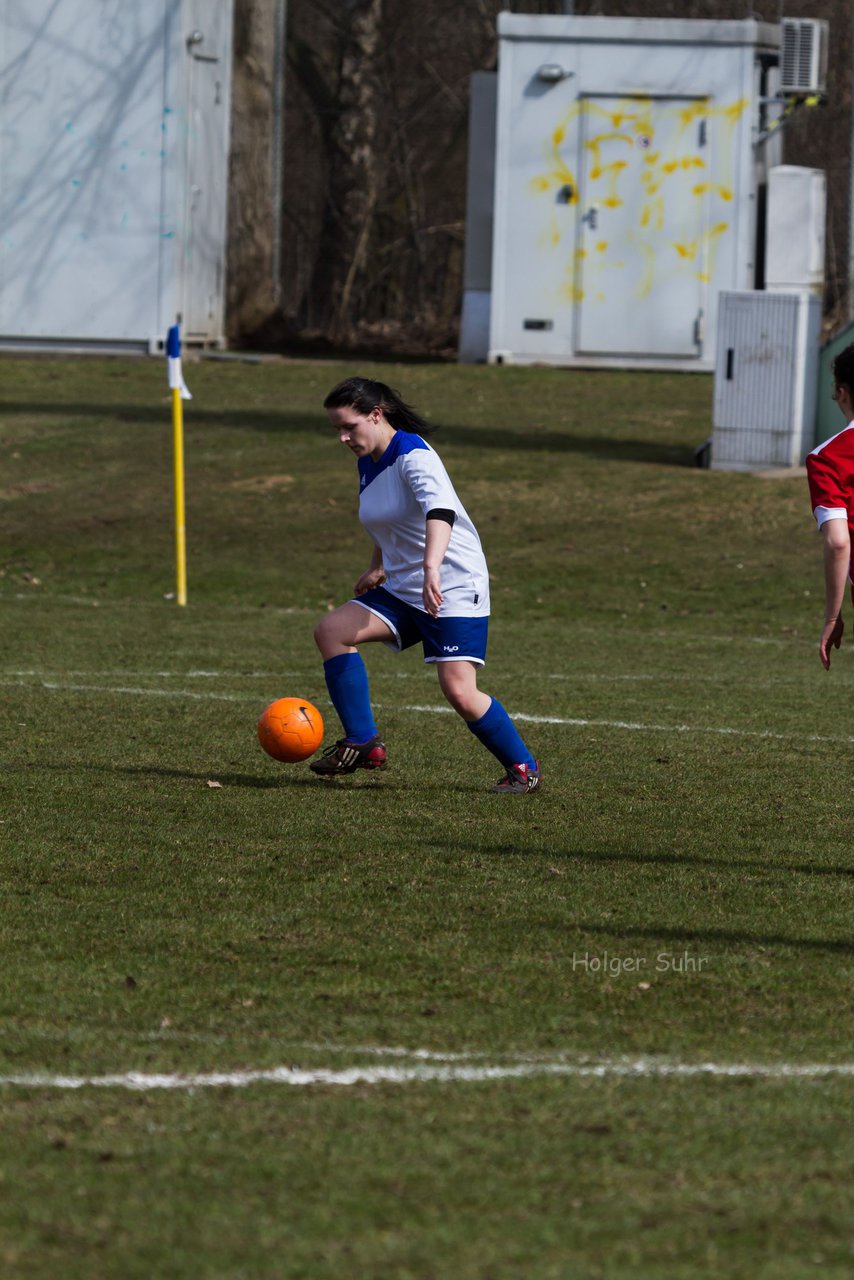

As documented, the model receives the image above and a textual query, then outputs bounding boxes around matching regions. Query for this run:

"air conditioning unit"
[780,18,828,95]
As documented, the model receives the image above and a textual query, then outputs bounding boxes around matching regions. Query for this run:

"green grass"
[0,356,851,1278]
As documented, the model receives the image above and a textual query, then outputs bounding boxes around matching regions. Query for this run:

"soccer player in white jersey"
[806,344,854,670]
[310,376,540,794]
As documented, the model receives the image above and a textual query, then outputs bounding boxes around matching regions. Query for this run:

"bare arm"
[819,518,850,670]
[423,517,453,617]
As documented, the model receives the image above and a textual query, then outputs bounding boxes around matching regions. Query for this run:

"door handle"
[186,30,220,62]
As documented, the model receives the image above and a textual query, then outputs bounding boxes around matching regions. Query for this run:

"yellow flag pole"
[166,322,190,607]
[172,385,187,606]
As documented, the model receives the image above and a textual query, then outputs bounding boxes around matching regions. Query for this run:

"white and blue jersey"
[358,431,490,618]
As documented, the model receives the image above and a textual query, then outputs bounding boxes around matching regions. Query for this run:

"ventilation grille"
[780,19,828,95]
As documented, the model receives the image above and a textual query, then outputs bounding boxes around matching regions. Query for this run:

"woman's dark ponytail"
[323,377,433,436]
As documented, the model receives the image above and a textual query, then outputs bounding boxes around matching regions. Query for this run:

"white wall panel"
[0,0,233,350]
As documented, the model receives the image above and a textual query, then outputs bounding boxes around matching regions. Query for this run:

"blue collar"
[358,430,429,490]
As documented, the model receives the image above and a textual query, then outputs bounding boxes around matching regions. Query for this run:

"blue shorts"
[353,586,488,665]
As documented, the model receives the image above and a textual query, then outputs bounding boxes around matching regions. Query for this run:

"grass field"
[0,354,851,1278]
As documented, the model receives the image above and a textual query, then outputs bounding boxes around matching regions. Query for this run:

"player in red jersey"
[806,344,854,669]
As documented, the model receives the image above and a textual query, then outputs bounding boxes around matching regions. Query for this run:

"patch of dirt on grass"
[0,481,61,501]
[230,474,294,492]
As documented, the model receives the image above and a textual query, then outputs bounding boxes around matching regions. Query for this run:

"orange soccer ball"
[257,697,324,763]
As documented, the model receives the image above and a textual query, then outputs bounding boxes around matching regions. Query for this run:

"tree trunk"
[310,0,384,342]
[227,0,284,338]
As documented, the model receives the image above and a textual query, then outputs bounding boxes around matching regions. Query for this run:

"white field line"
[1,676,851,745]
[3,666,839,685]
[0,598,813,647]
[4,670,290,680]
[0,669,743,683]
[17,681,250,702]
[397,703,853,746]
[1,1054,852,1092]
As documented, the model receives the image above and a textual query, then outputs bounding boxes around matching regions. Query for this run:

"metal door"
[575,95,710,358]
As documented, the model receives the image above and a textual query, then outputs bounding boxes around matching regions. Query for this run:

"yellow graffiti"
[528,99,581,198]
[692,182,732,201]
[584,98,653,131]
[537,214,564,250]
[721,97,748,124]
[561,236,584,302]
[583,133,633,207]
[641,197,665,231]
[609,111,635,129]
[529,94,744,309]
[662,156,706,174]
[678,101,709,129]
[697,222,730,283]
[636,240,657,300]
[585,131,634,154]
[589,160,628,182]
[675,97,747,132]
[587,151,629,211]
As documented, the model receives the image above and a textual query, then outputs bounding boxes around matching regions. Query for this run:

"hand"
[354,566,386,596]
[819,615,844,670]
[422,566,443,618]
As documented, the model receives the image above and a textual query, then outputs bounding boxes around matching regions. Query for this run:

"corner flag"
[166,323,190,606]
[167,323,192,401]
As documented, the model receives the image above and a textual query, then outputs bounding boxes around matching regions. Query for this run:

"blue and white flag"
[166,324,192,400]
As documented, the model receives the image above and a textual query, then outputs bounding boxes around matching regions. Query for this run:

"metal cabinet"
[712,290,821,470]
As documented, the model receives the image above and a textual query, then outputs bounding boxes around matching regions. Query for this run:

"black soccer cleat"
[490,761,541,795]
[309,734,388,777]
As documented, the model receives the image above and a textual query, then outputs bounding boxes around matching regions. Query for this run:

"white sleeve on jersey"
[399,446,460,516]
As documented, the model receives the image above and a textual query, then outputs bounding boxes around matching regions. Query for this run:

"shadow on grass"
[437,840,853,881]
[0,401,694,466]
[575,920,854,956]
[577,844,853,880]
[7,759,411,791]
[113,764,318,789]
[114,764,404,792]
[438,422,693,467]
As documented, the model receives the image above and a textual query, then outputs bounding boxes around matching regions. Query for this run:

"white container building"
[464,13,789,371]
[0,0,234,352]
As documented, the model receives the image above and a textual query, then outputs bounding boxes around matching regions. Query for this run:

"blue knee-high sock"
[323,653,378,743]
[467,697,536,770]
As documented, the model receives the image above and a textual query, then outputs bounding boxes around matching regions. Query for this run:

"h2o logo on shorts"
[443,645,459,653]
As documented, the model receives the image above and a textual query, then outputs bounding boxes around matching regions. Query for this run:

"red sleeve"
[807,447,849,516]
